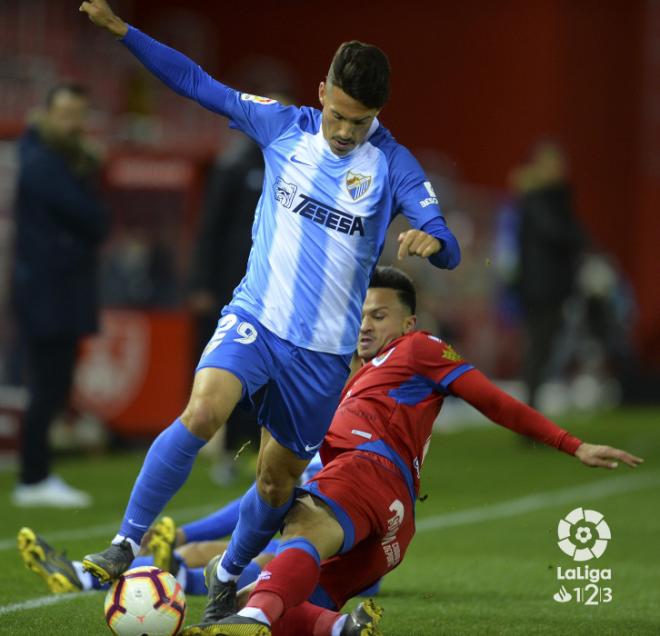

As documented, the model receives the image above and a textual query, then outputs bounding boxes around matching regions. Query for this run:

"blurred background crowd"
[0,0,658,505]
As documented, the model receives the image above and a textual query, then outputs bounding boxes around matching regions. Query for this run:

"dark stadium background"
[1,0,658,434]
[1,2,659,634]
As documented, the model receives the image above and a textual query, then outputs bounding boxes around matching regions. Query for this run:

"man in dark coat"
[11,84,109,507]
[516,143,585,408]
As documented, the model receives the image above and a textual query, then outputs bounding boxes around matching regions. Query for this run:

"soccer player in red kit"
[186,267,643,636]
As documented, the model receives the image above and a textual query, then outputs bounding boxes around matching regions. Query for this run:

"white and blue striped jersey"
[122,27,461,355]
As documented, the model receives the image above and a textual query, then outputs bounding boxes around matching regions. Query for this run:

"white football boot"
[12,474,92,508]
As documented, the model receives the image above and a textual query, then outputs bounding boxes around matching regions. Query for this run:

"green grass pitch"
[0,407,658,635]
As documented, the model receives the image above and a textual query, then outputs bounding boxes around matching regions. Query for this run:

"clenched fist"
[397,229,441,261]
[79,0,128,38]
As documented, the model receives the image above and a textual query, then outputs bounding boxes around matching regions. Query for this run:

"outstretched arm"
[449,369,644,470]
[81,0,231,113]
[80,0,297,146]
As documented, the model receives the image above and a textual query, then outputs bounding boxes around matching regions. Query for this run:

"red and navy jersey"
[321,331,473,501]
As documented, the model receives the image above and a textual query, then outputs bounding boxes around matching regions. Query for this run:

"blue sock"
[90,575,109,591]
[118,419,206,545]
[358,579,382,596]
[220,484,293,575]
[130,556,154,568]
[183,560,261,595]
[263,539,280,554]
[237,560,262,590]
[185,567,208,595]
[181,497,242,542]
[131,553,188,577]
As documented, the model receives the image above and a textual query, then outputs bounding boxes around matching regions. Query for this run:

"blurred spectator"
[188,59,296,483]
[188,140,264,353]
[11,84,109,507]
[514,142,586,408]
[576,253,636,375]
[102,226,179,308]
[493,170,525,328]
[551,251,637,405]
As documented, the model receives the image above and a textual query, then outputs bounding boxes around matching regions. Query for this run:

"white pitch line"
[416,469,660,532]
[0,591,89,617]
[2,470,658,617]
[0,503,215,552]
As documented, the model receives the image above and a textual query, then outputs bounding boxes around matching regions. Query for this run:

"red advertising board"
[73,310,194,437]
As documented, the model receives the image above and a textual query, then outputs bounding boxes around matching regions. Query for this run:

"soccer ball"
[104,566,186,636]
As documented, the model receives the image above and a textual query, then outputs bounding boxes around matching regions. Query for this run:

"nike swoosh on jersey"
[304,440,323,452]
[290,154,312,166]
[371,347,396,367]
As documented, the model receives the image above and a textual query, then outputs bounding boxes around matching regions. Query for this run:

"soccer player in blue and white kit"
[79,0,461,627]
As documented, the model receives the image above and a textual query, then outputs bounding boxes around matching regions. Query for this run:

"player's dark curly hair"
[328,41,390,109]
[369,266,416,314]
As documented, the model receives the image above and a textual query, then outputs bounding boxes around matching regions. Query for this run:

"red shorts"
[298,450,416,609]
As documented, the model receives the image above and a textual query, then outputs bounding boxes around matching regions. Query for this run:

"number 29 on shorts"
[201,313,257,358]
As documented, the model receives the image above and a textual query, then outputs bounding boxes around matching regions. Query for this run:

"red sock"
[271,601,341,636]
[312,604,342,636]
[245,547,321,624]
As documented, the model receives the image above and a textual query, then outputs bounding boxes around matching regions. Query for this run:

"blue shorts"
[196,306,351,460]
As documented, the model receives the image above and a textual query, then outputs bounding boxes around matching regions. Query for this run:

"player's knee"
[180,397,226,440]
[256,470,296,508]
[281,500,343,559]
[181,369,242,439]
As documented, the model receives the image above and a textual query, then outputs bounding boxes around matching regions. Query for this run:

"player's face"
[318,82,379,156]
[45,92,88,140]
[358,288,416,361]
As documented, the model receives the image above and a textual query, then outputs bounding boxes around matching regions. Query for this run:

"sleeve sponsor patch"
[240,93,276,105]
[441,343,463,362]
[419,180,439,208]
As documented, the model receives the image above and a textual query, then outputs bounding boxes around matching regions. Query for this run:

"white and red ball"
[104,566,186,636]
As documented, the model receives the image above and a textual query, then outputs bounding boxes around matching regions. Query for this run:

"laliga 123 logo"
[552,507,613,606]
[557,507,611,561]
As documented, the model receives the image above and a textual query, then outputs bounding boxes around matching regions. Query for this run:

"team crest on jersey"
[274,177,297,208]
[240,93,276,105]
[346,170,372,201]
[442,344,463,362]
